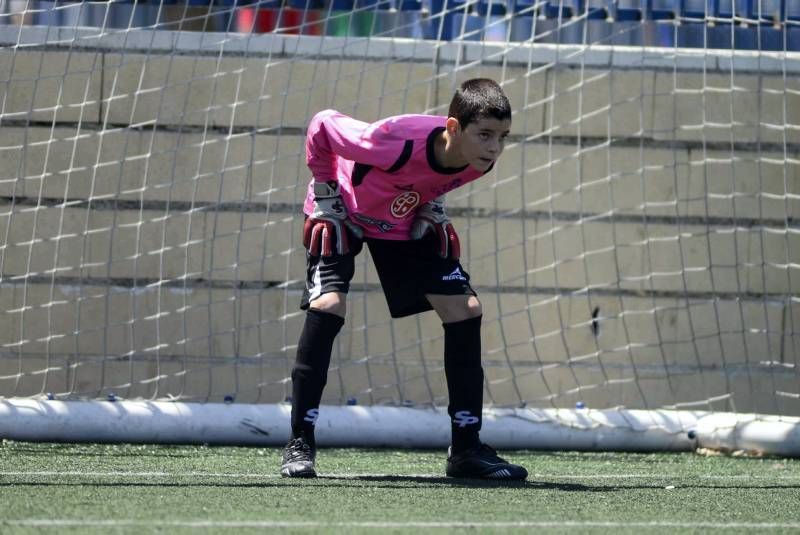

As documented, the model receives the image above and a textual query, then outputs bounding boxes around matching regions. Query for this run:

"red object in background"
[235,7,323,35]
[281,8,323,35]
[235,7,279,33]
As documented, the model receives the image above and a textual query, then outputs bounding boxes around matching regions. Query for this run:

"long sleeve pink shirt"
[303,109,491,240]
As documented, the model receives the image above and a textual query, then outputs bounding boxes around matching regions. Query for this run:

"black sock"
[290,308,345,447]
[443,315,484,453]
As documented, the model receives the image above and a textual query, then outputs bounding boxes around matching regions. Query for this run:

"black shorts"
[300,232,476,318]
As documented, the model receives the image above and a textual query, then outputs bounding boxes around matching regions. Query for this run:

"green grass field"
[2,441,799,533]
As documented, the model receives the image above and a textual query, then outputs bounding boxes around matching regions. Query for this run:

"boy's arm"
[306,109,403,256]
[306,109,407,183]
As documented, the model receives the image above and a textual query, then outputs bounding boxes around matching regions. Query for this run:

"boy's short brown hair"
[448,78,511,129]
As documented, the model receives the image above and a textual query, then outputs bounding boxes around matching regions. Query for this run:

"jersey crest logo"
[390,191,420,218]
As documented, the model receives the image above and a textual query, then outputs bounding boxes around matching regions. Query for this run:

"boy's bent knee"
[459,296,482,322]
[308,292,347,318]
[428,294,482,323]
[464,296,482,318]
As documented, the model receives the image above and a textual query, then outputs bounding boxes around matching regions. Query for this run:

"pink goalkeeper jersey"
[303,109,492,240]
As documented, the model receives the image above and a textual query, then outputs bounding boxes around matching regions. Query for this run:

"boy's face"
[450,116,511,172]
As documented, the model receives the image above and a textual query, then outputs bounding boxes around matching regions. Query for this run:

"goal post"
[3,400,800,456]
[0,1,798,456]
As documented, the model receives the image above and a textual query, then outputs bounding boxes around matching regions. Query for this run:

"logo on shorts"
[442,267,467,281]
[390,191,420,218]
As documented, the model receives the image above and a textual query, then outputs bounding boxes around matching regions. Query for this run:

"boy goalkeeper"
[282,78,527,481]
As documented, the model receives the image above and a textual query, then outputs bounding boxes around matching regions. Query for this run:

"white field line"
[1,470,799,480]
[4,519,800,530]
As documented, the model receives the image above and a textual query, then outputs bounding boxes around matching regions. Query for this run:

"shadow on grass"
[4,477,797,492]
[320,474,593,490]
[0,479,591,491]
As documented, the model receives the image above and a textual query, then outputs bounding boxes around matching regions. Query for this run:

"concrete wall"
[0,29,798,415]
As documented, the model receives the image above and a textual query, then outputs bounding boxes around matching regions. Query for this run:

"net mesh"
[0,1,798,420]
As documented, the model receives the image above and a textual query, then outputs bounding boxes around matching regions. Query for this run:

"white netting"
[0,1,798,422]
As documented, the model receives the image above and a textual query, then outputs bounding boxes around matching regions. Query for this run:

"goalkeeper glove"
[410,196,460,261]
[303,180,363,257]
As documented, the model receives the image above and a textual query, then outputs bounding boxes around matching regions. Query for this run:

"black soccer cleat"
[280,437,317,478]
[446,443,528,481]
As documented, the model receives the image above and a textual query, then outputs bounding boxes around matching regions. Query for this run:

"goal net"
[0,0,798,454]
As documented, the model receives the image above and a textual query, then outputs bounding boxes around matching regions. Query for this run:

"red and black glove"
[409,196,460,260]
[303,181,363,257]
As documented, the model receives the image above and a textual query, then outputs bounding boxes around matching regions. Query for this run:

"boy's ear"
[445,117,461,136]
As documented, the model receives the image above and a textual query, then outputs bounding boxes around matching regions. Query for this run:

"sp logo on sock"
[453,410,480,428]
[304,409,320,425]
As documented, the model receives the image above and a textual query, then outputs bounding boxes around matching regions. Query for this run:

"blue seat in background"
[706,21,759,50]
[643,21,676,47]
[543,0,575,20]
[789,3,800,51]
[510,0,537,17]
[24,0,162,30]
[581,0,613,44]
[585,0,609,20]
[445,0,498,42]
[509,0,540,41]
[582,5,614,45]
[784,2,800,52]
[733,25,758,50]
[680,0,713,20]
[427,0,466,14]
[650,0,677,20]
[709,0,782,50]
[286,0,326,10]
[608,0,643,46]
[425,0,470,40]
[355,0,394,9]
[23,1,84,29]
[757,25,784,50]
[398,0,423,10]
[475,0,510,42]
[676,21,707,48]
[789,25,800,51]
[716,0,754,22]
[545,1,587,44]
[676,0,741,50]
[389,0,431,39]
[476,0,507,17]
[449,13,486,41]
[614,0,643,22]
[509,0,611,45]
[788,1,800,22]
[644,0,678,47]
[753,0,783,24]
